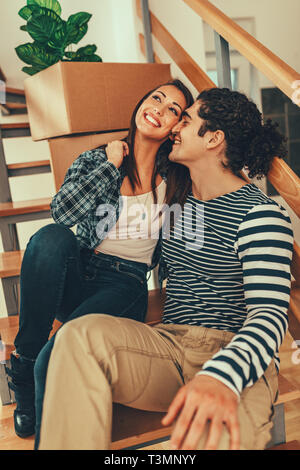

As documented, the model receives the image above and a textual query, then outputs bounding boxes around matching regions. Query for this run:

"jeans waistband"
[82,249,148,279]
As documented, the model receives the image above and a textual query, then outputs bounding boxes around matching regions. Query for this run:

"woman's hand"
[106,141,129,168]
[162,375,240,450]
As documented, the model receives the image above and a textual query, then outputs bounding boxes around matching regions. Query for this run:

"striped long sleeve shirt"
[161,183,293,397]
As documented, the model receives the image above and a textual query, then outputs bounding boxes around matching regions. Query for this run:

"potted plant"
[18,0,172,141]
[15,0,102,76]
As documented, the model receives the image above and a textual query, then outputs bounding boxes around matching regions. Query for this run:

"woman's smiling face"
[135,85,188,142]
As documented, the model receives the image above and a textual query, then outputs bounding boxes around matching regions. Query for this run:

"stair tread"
[0,198,51,217]
[276,374,300,404]
[0,123,30,129]
[5,87,25,96]
[4,103,27,110]
[269,440,300,450]
[0,251,24,279]
[7,160,50,170]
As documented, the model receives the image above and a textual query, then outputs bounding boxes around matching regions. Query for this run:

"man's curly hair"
[196,88,287,179]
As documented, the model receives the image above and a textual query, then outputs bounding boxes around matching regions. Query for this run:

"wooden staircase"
[0,74,52,317]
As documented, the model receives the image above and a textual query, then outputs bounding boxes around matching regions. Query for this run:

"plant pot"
[24,61,172,141]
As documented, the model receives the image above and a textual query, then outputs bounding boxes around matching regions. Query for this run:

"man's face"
[169,101,207,165]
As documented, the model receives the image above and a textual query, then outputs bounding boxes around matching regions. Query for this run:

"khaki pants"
[39,314,278,450]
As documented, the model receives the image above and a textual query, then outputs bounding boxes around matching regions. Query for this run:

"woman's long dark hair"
[123,79,194,206]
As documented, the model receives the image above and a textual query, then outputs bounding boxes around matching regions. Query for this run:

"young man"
[37,88,293,450]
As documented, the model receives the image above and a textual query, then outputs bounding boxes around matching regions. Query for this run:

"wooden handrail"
[268,157,300,219]
[183,0,300,104]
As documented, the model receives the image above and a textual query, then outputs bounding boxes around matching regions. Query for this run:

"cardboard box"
[25,62,172,141]
[48,130,128,191]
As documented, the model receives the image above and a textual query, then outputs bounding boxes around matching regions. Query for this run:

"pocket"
[117,263,146,285]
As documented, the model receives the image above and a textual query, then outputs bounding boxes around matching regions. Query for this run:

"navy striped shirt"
[161,183,293,397]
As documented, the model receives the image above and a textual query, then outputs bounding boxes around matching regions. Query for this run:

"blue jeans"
[13,224,149,448]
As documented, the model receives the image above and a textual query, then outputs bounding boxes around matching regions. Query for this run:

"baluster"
[214,31,232,89]
[140,0,154,63]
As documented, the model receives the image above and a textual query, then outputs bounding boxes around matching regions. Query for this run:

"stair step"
[6,160,51,177]
[269,440,300,450]
[1,88,27,116]
[6,160,50,171]
[0,123,30,138]
[0,251,24,279]
[0,198,51,217]
[276,374,300,404]
[5,87,25,96]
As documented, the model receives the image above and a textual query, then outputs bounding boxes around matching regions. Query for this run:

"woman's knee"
[26,224,78,258]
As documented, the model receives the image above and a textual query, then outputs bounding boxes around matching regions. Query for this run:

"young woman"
[6,79,194,439]
[38,88,293,450]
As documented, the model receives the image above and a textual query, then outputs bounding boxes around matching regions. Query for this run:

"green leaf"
[78,54,102,62]
[18,6,34,20]
[67,12,92,28]
[27,0,62,17]
[20,25,28,32]
[64,51,77,59]
[15,42,61,68]
[75,44,97,56]
[26,7,64,46]
[64,12,91,45]
[22,65,44,75]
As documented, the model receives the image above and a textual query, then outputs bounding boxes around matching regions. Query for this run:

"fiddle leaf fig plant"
[16,0,102,76]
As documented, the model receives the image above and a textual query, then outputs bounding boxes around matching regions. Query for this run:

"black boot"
[5,353,36,438]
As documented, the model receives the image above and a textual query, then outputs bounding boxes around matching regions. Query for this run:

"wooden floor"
[0,331,299,451]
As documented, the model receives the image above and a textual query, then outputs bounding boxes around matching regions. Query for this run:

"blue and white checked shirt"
[50,146,167,273]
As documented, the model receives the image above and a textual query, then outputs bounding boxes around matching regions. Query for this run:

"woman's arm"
[197,202,294,397]
[50,148,122,227]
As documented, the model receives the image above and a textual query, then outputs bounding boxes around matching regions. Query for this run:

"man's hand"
[106,140,129,168]
[162,375,240,450]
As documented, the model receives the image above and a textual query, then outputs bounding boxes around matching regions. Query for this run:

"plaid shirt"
[50,146,167,273]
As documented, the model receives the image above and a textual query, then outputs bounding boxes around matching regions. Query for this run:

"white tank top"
[95,180,167,266]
